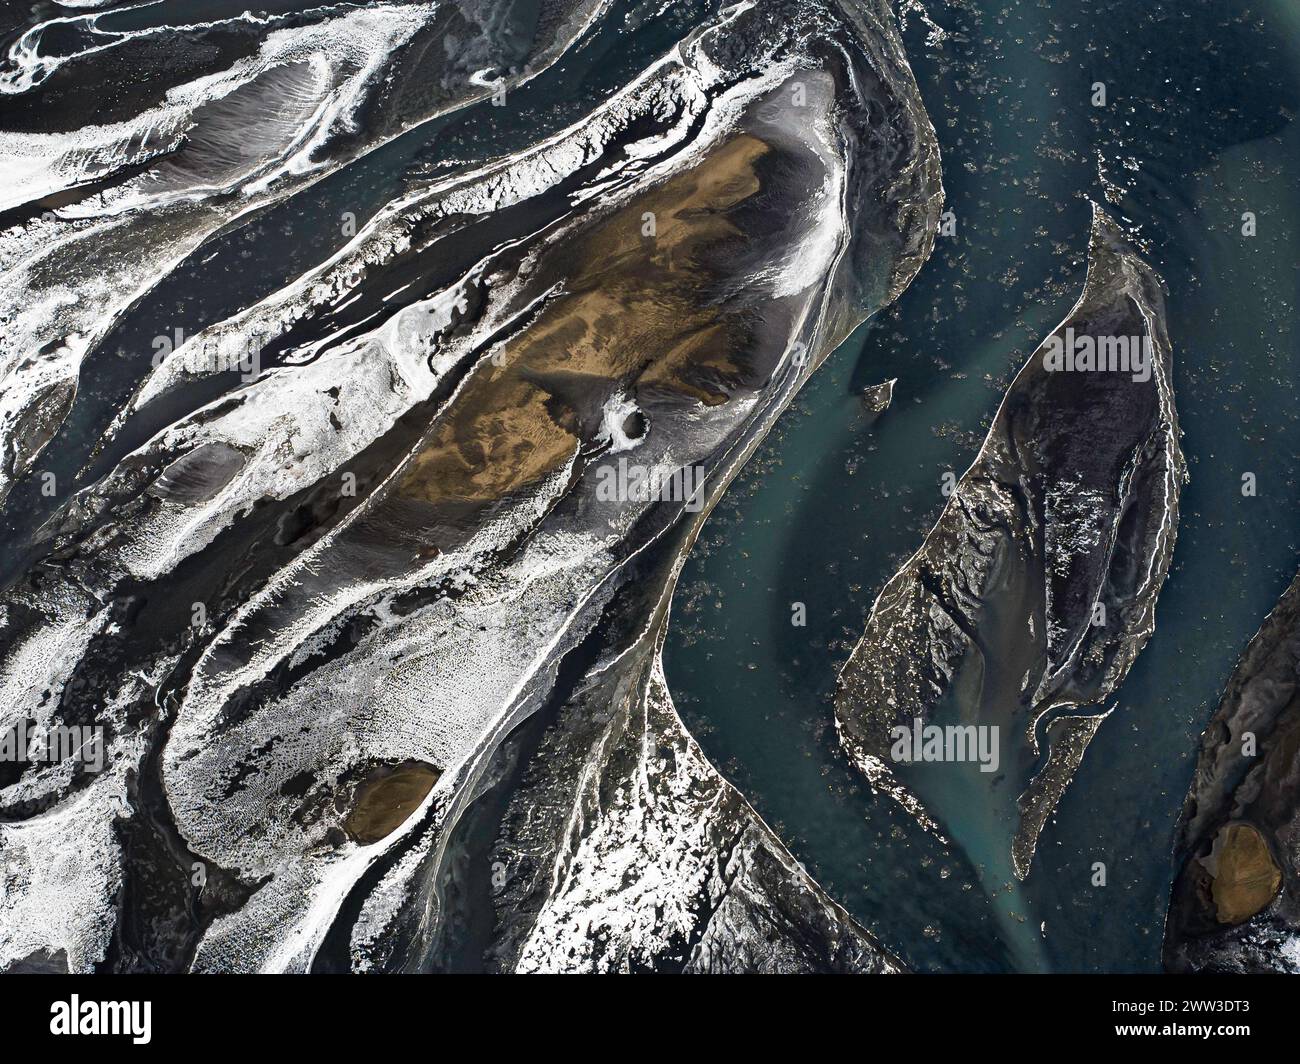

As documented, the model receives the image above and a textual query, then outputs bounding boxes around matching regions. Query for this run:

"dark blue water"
[665,0,1300,972]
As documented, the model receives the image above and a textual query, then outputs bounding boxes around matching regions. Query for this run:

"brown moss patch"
[1208,822,1282,925]
[344,760,440,845]
[395,135,770,506]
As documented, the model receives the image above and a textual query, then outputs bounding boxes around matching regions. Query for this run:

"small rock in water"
[862,378,896,416]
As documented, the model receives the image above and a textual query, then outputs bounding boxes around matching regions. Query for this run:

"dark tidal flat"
[0,0,1296,980]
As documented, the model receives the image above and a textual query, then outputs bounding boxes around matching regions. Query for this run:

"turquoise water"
[665,0,1300,972]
